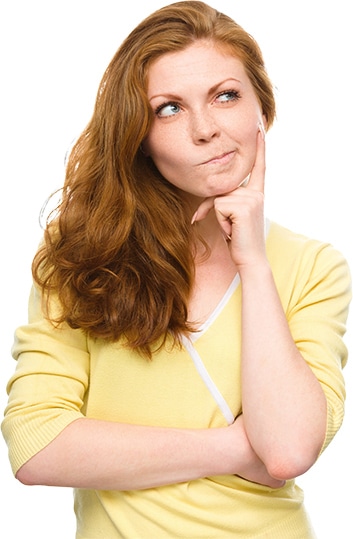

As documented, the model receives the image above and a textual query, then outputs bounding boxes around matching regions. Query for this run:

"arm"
[4,289,283,491]
[193,128,350,480]
[239,260,327,480]
[16,414,284,490]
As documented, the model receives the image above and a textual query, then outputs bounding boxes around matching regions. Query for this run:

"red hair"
[33,1,276,358]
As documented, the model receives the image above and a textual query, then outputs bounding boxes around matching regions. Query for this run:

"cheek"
[143,140,182,186]
[148,143,180,171]
[231,118,260,178]
[226,105,259,142]
[236,119,259,160]
[144,128,168,159]
[144,127,186,169]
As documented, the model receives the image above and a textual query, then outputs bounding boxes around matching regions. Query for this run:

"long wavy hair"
[33,1,276,358]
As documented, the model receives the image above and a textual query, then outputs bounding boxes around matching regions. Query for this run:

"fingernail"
[238,174,250,188]
[258,122,266,140]
[191,211,198,225]
[222,233,232,244]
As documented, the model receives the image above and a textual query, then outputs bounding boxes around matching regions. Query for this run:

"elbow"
[261,421,327,481]
[265,446,321,481]
[15,457,48,486]
[16,463,39,486]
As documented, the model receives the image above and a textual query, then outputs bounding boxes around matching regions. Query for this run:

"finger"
[247,125,266,194]
[191,196,215,224]
[214,207,233,239]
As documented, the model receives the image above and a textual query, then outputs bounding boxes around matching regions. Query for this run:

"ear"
[140,141,150,157]
[261,113,268,131]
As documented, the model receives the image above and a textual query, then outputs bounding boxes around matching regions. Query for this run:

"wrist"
[237,257,272,281]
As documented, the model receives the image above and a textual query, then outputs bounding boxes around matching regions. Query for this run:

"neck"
[178,190,230,257]
[192,209,231,260]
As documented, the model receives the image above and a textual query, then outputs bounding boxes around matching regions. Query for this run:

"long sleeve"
[2,285,90,474]
[267,222,351,452]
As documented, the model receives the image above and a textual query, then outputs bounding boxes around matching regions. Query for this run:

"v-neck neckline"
[190,273,241,343]
[189,218,271,343]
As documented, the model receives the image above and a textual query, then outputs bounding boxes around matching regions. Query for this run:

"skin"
[145,41,327,479]
[144,40,263,204]
[16,40,327,490]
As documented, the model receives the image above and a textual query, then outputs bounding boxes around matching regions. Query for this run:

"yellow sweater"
[2,221,351,538]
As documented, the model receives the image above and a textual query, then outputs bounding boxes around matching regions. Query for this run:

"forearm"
[16,415,283,490]
[239,262,327,479]
[16,417,235,490]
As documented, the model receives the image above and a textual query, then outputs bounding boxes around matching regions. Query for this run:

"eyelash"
[154,101,179,117]
[154,89,241,117]
[216,89,241,103]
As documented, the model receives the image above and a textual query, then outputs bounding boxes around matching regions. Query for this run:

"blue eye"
[155,102,181,118]
[216,90,241,103]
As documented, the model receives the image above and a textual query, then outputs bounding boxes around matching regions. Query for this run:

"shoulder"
[266,219,351,302]
[267,220,349,269]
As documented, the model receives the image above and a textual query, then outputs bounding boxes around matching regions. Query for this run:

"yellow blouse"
[2,221,351,538]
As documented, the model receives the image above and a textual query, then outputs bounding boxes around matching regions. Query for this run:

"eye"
[215,90,241,104]
[154,101,181,118]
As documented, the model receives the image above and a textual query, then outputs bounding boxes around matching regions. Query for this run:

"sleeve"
[1,285,90,475]
[286,242,351,453]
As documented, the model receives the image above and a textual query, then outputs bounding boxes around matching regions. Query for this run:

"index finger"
[247,124,266,193]
[191,196,215,224]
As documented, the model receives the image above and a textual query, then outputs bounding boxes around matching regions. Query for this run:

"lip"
[201,150,235,165]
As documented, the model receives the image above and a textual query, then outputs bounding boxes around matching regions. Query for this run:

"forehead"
[147,40,249,95]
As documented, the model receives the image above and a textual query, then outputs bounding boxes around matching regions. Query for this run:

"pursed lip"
[200,150,235,165]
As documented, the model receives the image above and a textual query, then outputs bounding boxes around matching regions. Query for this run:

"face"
[144,40,264,203]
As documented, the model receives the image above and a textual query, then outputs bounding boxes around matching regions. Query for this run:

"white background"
[1,1,352,537]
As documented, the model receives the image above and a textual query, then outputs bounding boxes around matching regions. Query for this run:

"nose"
[191,109,220,144]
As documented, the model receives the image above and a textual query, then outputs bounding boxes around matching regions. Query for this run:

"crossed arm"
[14,130,331,492]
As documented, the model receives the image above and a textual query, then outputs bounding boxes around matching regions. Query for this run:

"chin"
[210,181,244,196]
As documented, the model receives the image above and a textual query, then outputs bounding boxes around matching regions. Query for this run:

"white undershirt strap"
[182,218,271,426]
[181,335,235,425]
[191,274,240,343]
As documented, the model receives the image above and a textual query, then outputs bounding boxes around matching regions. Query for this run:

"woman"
[2,1,351,537]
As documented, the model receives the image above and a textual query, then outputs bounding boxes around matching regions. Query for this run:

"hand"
[192,126,267,269]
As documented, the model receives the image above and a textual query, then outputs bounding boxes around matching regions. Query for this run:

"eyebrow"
[149,77,243,102]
